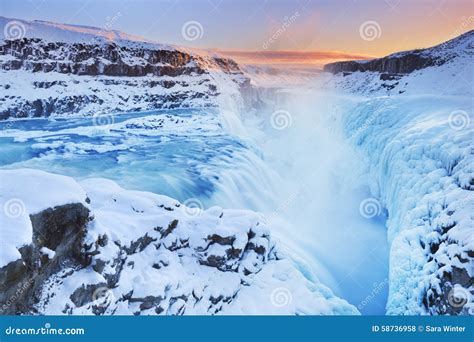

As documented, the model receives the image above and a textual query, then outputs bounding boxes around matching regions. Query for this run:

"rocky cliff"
[324,30,473,75]
[0,17,250,119]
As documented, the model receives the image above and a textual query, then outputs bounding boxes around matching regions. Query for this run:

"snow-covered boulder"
[0,169,358,315]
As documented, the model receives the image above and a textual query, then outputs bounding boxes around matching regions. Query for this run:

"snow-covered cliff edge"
[322,32,473,315]
[0,16,250,119]
[324,30,473,75]
[0,169,357,315]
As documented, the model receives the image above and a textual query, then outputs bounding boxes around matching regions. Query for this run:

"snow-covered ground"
[0,168,357,315]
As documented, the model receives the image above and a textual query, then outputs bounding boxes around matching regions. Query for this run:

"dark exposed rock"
[425,266,473,315]
[0,203,90,315]
[92,259,106,274]
[129,295,163,311]
[200,255,227,269]
[0,39,200,77]
[324,53,436,74]
[379,73,403,81]
[418,210,473,315]
[123,234,157,254]
[161,219,179,238]
[196,231,270,272]
[0,38,241,78]
[0,37,250,120]
[206,234,235,246]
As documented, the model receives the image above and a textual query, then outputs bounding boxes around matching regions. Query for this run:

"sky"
[1,0,472,66]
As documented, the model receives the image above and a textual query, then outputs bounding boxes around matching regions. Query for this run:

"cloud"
[215,49,375,68]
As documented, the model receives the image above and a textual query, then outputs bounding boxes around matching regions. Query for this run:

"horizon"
[1,0,473,66]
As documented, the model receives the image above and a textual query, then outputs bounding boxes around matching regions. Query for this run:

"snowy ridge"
[321,31,473,315]
[0,169,357,315]
[324,30,473,75]
[0,16,250,120]
[1,16,170,50]
[321,31,472,97]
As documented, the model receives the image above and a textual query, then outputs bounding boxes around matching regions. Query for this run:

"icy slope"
[321,32,473,315]
[0,169,357,315]
[0,17,249,119]
[0,16,158,46]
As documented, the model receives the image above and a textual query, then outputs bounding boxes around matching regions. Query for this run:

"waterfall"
[207,79,390,314]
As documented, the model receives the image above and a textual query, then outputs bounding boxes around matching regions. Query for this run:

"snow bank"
[0,169,87,267]
[0,169,357,315]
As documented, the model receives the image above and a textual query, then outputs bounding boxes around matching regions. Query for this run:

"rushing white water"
[0,83,389,314]
[209,85,390,314]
